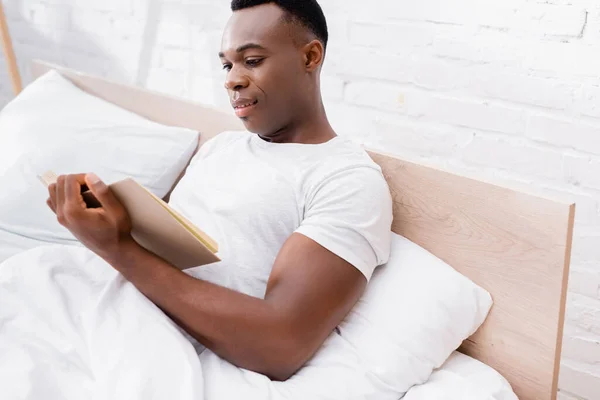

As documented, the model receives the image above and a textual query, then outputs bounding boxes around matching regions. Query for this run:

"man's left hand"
[47,173,134,260]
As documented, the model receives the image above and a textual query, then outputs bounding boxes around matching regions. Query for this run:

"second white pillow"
[337,233,493,396]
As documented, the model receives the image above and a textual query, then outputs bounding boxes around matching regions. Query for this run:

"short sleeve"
[295,166,393,281]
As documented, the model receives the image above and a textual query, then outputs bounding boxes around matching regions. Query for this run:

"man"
[46,0,392,381]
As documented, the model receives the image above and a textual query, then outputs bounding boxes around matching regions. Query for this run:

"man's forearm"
[103,240,300,380]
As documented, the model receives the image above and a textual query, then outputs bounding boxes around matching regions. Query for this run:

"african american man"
[47,0,393,381]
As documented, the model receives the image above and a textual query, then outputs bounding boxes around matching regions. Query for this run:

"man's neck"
[260,102,336,145]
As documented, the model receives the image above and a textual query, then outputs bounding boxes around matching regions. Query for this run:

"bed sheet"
[0,228,48,263]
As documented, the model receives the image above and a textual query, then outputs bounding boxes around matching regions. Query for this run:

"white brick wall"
[1,0,599,398]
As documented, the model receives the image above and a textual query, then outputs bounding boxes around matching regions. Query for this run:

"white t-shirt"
[168,131,393,299]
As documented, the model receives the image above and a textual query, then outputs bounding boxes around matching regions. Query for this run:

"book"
[38,171,220,270]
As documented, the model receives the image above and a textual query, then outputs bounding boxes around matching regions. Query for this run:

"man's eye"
[246,59,263,67]
[222,64,232,71]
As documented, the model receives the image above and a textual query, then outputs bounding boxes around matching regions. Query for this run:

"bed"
[0,60,575,400]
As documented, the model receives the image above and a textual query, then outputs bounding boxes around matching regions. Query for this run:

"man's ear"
[303,40,324,72]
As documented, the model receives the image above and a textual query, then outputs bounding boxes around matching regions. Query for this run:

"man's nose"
[224,66,249,91]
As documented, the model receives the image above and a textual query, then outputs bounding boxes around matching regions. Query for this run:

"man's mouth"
[234,100,258,110]
[234,100,258,118]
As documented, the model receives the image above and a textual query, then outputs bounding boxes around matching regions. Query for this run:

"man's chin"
[241,118,267,135]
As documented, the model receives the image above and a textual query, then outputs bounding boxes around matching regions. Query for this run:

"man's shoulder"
[314,138,384,181]
[301,138,389,203]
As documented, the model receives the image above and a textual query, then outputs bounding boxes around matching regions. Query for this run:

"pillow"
[336,233,493,397]
[0,70,199,257]
[402,351,518,400]
[196,233,493,400]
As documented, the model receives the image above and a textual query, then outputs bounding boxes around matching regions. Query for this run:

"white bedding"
[0,244,515,400]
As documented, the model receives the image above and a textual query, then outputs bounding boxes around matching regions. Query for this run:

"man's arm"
[48,174,367,381]
[107,233,366,381]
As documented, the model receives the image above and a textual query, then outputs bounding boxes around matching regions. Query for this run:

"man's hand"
[47,173,135,260]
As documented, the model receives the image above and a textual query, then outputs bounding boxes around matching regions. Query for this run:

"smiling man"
[47,0,393,381]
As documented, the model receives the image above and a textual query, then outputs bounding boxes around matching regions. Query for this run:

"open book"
[38,171,220,270]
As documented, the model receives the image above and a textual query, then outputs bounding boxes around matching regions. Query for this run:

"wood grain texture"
[31,60,575,400]
[369,151,574,400]
[0,3,22,95]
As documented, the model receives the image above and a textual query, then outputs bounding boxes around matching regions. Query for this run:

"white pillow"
[0,70,199,256]
[403,352,518,400]
[336,233,493,397]
[197,233,493,400]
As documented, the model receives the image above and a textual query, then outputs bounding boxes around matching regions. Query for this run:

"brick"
[192,53,217,77]
[564,156,600,190]
[189,27,211,51]
[324,103,380,143]
[344,80,405,113]
[30,4,71,28]
[571,231,600,265]
[526,42,600,77]
[563,335,600,365]
[329,48,413,84]
[321,75,345,102]
[565,293,600,335]
[405,94,528,135]
[471,71,575,110]
[83,0,133,14]
[190,77,220,107]
[14,41,62,67]
[537,186,600,227]
[522,4,588,37]
[462,135,564,180]
[412,57,474,91]
[69,10,113,35]
[348,22,435,52]
[559,361,600,400]
[527,116,600,155]
[62,52,107,77]
[325,16,349,47]
[111,17,146,40]
[156,23,190,48]
[349,1,515,28]
[557,390,586,400]
[372,116,473,157]
[580,85,600,119]
[187,3,230,31]
[432,33,530,68]
[160,47,190,71]
[569,267,600,299]
[145,67,189,98]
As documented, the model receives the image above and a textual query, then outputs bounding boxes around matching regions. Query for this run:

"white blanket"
[0,245,514,400]
[0,245,206,400]
[0,245,391,400]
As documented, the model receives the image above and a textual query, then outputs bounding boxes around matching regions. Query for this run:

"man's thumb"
[85,173,121,213]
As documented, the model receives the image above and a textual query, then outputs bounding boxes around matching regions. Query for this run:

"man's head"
[220,0,328,138]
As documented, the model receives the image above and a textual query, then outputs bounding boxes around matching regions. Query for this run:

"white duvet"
[0,244,515,400]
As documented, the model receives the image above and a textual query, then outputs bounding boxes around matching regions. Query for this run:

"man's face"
[220,4,307,137]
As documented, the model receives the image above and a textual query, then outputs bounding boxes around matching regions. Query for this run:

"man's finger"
[56,175,66,211]
[65,175,86,208]
[47,183,57,210]
[85,173,124,215]
[46,198,56,214]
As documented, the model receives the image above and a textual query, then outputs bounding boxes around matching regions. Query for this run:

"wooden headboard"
[30,60,575,400]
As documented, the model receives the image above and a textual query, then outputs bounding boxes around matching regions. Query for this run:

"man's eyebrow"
[219,43,267,58]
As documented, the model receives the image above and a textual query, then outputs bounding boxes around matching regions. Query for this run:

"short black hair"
[231,0,328,50]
